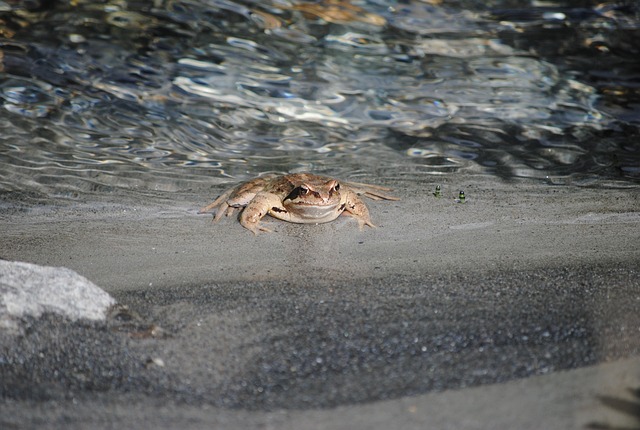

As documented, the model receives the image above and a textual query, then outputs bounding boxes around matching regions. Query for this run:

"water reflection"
[0,0,638,195]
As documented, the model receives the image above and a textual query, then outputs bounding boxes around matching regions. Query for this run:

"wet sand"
[1,175,639,429]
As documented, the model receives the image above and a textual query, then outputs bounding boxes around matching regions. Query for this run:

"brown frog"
[199,173,399,234]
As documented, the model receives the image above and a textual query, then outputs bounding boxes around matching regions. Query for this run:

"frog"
[199,173,399,234]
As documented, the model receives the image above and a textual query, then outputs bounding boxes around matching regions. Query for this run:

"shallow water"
[0,0,638,196]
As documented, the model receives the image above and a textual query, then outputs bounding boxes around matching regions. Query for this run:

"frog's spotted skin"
[199,173,399,234]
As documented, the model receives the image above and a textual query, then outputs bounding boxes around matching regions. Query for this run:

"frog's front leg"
[240,192,285,234]
[342,189,376,229]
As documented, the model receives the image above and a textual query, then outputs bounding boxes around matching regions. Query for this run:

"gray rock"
[0,260,116,333]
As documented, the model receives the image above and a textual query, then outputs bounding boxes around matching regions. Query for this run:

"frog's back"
[265,174,299,197]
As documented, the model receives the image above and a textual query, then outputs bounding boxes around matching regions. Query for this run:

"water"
[0,0,638,196]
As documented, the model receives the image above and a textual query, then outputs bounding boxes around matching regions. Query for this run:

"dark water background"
[0,0,639,196]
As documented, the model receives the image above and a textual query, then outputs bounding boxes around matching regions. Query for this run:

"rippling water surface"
[0,0,638,195]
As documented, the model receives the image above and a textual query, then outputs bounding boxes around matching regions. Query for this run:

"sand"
[1,174,639,429]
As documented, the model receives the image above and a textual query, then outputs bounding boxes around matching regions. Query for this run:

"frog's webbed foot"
[342,210,376,230]
[342,189,376,230]
[245,223,274,235]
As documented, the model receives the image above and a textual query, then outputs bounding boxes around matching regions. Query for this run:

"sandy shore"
[1,174,639,429]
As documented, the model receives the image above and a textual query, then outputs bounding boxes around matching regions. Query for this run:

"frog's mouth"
[283,201,343,223]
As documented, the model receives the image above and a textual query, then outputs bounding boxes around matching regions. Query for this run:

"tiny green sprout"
[458,190,465,203]
[433,185,441,197]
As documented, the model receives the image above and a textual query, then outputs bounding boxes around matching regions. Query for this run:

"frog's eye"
[285,185,310,201]
[327,180,340,193]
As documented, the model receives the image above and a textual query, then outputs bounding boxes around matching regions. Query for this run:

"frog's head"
[282,179,344,222]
